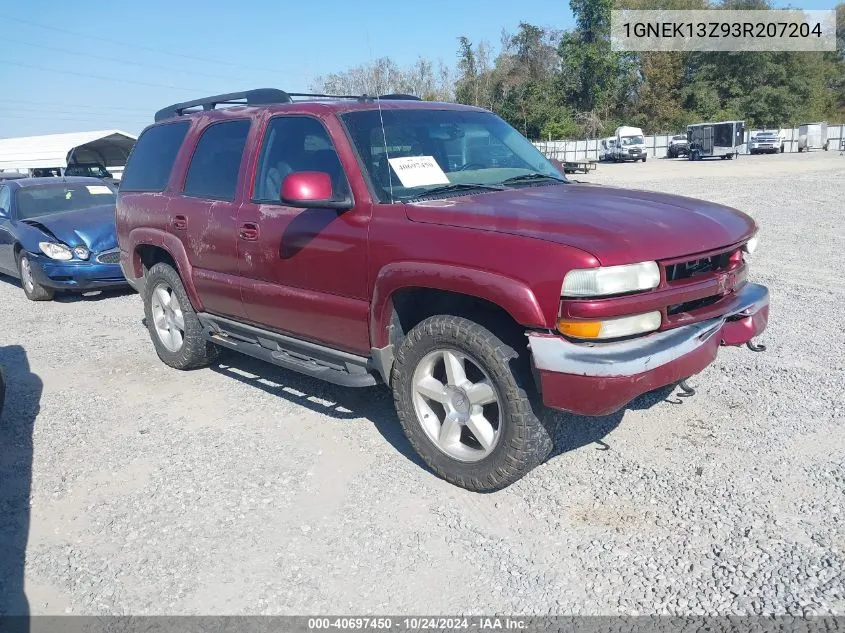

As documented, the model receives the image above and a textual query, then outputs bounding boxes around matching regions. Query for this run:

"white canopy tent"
[0,129,137,172]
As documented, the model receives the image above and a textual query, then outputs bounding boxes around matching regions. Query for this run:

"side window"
[120,122,189,192]
[253,116,348,202]
[0,186,10,214]
[183,119,251,201]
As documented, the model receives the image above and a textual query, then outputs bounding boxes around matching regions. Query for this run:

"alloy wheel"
[19,258,35,293]
[150,282,186,352]
[411,348,502,462]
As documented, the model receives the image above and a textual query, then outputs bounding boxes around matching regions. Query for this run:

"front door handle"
[172,215,188,231]
[239,222,260,241]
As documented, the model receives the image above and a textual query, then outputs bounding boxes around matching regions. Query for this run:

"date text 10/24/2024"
[308,617,527,630]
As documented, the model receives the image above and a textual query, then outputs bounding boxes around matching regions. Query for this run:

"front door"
[236,114,371,355]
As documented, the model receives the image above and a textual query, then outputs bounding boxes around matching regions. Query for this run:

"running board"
[196,313,378,388]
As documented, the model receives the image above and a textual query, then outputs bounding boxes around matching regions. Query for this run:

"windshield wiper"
[499,173,566,186]
[403,182,506,201]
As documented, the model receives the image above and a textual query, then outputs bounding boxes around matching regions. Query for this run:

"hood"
[405,184,756,266]
[21,204,118,253]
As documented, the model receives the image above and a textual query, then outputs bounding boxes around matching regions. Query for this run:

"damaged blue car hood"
[21,204,118,253]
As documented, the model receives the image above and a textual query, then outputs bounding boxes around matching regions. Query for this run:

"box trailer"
[797,122,828,152]
[687,121,745,160]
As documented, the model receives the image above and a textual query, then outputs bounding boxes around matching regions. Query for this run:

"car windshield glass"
[341,109,565,202]
[621,135,644,145]
[15,183,116,219]
[673,135,687,141]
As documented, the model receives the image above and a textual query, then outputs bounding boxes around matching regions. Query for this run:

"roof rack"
[155,89,422,121]
[155,89,292,122]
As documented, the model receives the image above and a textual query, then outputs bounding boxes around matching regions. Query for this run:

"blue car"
[0,177,127,301]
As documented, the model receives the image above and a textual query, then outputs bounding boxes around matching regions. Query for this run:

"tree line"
[312,0,845,140]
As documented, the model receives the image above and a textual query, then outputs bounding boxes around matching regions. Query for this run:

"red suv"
[117,89,769,491]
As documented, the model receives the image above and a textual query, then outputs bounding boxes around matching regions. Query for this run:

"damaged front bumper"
[528,282,769,416]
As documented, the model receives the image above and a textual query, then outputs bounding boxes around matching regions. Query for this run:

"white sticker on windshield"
[387,156,449,188]
[86,185,112,194]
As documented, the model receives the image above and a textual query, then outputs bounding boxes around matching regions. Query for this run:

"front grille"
[96,250,120,264]
[667,295,721,315]
[661,246,744,325]
[664,252,732,282]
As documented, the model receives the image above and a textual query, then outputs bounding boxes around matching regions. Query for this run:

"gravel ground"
[1,151,843,616]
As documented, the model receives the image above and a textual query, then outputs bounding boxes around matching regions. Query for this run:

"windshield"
[15,183,116,219]
[67,164,110,178]
[620,135,645,146]
[341,109,565,202]
[672,135,687,141]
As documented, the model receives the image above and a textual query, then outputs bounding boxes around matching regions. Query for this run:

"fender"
[370,261,547,348]
[125,227,204,311]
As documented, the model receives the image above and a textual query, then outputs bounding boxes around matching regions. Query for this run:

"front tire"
[391,315,553,492]
[143,263,218,370]
[17,253,54,301]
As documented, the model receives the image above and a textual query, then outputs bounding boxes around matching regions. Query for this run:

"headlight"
[73,245,90,260]
[38,242,72,261]
[558,311,662,340]
[562,261,660,297]
[743,236,759,254]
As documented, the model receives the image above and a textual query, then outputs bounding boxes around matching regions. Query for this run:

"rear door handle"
[172,215,188,231]
[239,222,260,241]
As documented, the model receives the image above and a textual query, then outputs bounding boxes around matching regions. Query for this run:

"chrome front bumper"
[528,282,769,378]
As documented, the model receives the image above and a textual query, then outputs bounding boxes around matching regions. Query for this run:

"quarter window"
[0,186,10,214]
[120,122,189,192]
[183,120,251,201]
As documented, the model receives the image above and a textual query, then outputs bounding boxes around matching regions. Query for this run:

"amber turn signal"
[558,311,662,340]
[557,320,602,338]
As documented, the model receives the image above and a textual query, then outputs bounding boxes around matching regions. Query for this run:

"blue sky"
[1,0,838,139]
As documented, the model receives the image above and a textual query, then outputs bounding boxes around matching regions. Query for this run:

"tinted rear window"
[183,119,250,201]
[120,122,189,192]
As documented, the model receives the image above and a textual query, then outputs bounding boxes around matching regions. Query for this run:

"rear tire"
[391,315,553,492]
[17,253,54,301]
[143,263,218,370]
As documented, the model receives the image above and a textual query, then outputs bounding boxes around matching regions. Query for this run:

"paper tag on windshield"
[387,156,449,188]
[86,185,112,194]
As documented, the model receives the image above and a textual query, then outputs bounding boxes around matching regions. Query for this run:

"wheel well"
[136,245,176,276]
[389,288,527,353]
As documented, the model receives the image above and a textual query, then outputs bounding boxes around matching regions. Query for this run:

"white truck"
[612,126,647,162]
[749,130,784,154]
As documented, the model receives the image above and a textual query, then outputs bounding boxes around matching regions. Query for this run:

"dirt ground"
[1,150,843,615]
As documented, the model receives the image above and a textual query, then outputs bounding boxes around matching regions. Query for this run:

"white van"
[613,126,647,162]
[599,137,617,161]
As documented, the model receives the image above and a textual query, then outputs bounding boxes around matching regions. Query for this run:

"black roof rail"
[154,89,423,121]
[154,88,292,122]
[376,94,421,101]
[287,92,422,102]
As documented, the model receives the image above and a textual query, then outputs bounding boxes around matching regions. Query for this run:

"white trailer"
[797,122,828,152]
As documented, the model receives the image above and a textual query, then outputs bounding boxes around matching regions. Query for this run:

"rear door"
[175,118,253,319]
